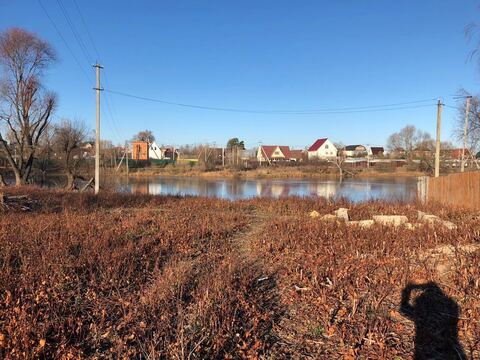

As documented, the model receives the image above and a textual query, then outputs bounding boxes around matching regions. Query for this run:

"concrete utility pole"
[461,96,472,173]
[434,100,443,178]
[93,63,103,194]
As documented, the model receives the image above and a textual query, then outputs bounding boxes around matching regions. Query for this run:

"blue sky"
[1,0,480,149]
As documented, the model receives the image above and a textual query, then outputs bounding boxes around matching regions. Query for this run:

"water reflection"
[115,176,418,202]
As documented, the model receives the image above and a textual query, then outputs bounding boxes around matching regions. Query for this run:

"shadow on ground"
[400,281,466,359]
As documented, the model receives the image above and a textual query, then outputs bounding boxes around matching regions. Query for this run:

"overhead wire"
[68,0,125,144]
[38,0,92,84]
[55,0,93,64]
[47,0,125,144]
[103,89,436,115]
[72,0,101,60]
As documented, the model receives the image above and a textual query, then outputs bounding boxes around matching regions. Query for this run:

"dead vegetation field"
[1,188,479,359]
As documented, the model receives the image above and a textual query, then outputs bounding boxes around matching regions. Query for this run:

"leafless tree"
[0,28,57,185]
[387,125,433,158]
[132,130,155,143]
[453,89,480,155]
[35,123,56,186]
[53,119,88,190]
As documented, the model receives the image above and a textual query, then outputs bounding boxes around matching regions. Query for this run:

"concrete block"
[372,215,409,227]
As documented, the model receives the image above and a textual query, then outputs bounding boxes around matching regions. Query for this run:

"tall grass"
[0,189,479,358]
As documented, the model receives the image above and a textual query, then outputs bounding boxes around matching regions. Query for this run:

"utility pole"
[434,100,443,178]
[125,141,129,177]
[461,96,472,172]
[93,63,103,194]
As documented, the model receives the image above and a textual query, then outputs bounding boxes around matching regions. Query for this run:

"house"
[289,150,304,162]
[162,147,179,160]
[450,148,471,159]
[388,148,406,159]
[367,146,384,158]
[342,145,367,157]
[132,141,179,161]
[257,145,293,163]
[132,141,149,160]
[148,141,163,159]
[307,138,337,160]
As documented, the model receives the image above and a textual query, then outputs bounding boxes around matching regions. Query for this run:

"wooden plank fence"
[422,172,480,210]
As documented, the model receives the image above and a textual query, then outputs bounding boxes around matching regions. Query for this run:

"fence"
[419,172,480,210]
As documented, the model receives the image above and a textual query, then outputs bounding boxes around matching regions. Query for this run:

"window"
[325,145,329,149]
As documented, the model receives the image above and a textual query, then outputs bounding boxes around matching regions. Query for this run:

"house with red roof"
[307,138,337,160]
[257,145,301,163]
[449,148,471,159]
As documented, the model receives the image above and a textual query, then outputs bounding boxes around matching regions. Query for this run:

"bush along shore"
[0,188,479,358]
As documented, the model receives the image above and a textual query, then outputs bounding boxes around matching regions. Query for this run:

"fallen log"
[0,193,39,212]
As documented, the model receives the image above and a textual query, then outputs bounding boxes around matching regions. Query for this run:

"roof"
[308,138,328,152]
[260,145,291,159]
[289,150,304,159]
[344,144,365,151]
[451,148,470,158]
[370,146,384,155]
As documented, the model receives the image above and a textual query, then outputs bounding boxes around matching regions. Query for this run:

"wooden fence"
[422,172,480,210]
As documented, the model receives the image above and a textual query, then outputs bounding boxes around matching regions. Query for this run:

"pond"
[112,176,419,202]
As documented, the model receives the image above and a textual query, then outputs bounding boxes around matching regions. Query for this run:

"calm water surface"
[113,176,419,202]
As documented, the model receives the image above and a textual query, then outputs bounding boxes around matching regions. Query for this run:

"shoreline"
[118,167,425,180]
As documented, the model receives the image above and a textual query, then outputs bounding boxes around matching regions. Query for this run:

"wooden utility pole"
[93,63,103,194]
[461,96,472,172]
[434,100,443,178]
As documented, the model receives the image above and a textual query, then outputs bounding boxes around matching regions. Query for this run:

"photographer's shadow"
[400,282,466,359]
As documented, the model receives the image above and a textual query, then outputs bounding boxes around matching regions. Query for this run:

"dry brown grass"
[0,188,479,359]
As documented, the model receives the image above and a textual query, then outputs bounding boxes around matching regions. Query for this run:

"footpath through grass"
[0,188,479,358]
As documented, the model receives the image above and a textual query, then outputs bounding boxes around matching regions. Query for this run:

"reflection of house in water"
[148,183,162,195]
[226,181,246,198]
[307,182,339,199]
[130,182,149,194]
[204,181,222,197]
[256,182,291,198]
[271,183,290,197]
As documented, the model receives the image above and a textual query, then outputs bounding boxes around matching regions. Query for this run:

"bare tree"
[132,130,155,143]
[53,119,88,190]
[35,123,56,186]
[453,89,480,155]
[0,28,57,185]
[387,125,433,158]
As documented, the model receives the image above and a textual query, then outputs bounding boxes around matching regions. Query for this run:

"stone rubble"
[309,208,457,231]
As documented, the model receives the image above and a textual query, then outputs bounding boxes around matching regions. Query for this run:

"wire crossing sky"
[1,0,480,148]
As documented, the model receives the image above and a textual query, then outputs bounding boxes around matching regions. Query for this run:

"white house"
[307,138,337,160]
[148,141,178,160]
[148,141,164,159]
[257,145,292,163]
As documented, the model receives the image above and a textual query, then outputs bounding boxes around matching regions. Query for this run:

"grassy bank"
[124,164,424,180]
[1,189,479,358]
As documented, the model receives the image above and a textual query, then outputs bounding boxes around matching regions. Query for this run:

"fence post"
[417,176,428,204]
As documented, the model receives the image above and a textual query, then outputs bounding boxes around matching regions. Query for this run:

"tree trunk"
[14,171,23,186]
[0,174,6,187]
[66,172,75,190]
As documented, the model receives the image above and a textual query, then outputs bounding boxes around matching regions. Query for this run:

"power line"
[72,0,101,60]
[38,0,92,84]
[444,104,461,110]
[55,0,93,64]
[104,89,436,114]
[48,0,125,143]
[69,0,125,142]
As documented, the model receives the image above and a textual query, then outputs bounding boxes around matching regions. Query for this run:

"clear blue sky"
[1,0,480,149]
